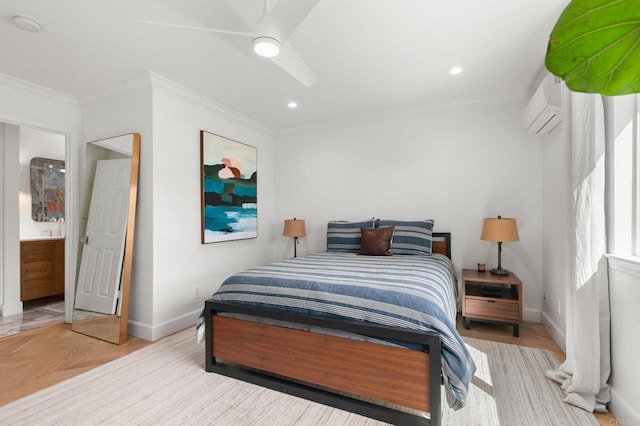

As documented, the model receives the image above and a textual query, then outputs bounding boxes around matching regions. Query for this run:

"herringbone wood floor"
[0,319,616,425]
[0,323,149,406]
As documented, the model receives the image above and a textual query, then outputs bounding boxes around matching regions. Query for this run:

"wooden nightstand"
[461,269,523,337]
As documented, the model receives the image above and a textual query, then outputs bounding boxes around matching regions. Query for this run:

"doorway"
[0,123,67,338]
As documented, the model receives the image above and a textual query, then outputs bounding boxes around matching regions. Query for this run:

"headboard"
[432,232,451,259]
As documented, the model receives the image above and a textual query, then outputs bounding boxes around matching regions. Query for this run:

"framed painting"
[200,131,257,243]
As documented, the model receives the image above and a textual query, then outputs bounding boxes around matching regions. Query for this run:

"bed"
[198,225,475,425]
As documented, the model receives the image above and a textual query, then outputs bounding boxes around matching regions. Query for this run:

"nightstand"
[461,269,523,337]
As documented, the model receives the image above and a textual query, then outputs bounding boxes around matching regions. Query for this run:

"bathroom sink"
[20,236,65,241]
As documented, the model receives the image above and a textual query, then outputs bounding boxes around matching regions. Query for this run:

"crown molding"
[277,89,531,136]
[149,72,275,136]
[76,71,274,135]
[0,72,77,105]
[76,74,152,105]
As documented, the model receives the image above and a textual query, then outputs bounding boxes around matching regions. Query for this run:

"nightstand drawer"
[465,298,519,321]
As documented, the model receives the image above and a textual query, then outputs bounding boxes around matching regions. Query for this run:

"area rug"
[0,329,597,425]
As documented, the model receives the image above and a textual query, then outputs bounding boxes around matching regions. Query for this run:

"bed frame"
[205,232,452,425]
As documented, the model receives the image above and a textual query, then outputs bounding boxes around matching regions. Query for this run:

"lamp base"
[490,268,510,276]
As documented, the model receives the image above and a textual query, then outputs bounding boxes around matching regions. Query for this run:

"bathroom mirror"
[71,133,140,344]
[30,157,65,222]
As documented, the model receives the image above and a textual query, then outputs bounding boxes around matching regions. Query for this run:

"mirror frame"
[71,133,140,344]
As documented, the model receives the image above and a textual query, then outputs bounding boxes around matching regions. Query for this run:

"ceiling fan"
[139,0,319,87]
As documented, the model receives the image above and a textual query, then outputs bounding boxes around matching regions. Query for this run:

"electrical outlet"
[194,285,201,300]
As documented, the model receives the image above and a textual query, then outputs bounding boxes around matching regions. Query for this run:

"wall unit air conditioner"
[523,74,562,135]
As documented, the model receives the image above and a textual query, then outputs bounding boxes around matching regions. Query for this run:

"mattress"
[197,251,476,409]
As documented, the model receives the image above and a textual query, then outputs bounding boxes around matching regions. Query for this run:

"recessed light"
[13,14,42,33]
[287,101,298,109]
[449,66,463,75]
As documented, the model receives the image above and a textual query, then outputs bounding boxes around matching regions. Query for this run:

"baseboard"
[542,311,566,354]
[609,386,640,425]
[1,300,23,317]
[128,309,201,342]
[523,307,542,323]
[127,319,154,341]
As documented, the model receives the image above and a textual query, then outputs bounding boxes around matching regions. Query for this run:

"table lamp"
[480,215,519,275]
[282,218,307,257]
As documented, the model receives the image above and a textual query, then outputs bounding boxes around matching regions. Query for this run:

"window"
[611,94,640,257]
[635,95,640,256]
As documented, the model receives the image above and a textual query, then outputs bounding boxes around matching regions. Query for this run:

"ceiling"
[0,0,567,132]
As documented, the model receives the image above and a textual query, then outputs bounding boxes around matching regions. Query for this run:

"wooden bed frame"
[205,232,452,425]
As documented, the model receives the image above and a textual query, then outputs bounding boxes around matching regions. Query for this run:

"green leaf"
[545,0,640,96]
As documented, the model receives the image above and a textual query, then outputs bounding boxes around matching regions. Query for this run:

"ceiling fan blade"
[261,0,320,41]
[269,41,318,87]
[137,20,255,38]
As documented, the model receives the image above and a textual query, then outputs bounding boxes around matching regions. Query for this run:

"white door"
[74,159,131,314]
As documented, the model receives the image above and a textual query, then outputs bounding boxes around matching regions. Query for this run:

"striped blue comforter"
[198,252,476,410]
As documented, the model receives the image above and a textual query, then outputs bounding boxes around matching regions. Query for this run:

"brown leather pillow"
[359,226,394,256]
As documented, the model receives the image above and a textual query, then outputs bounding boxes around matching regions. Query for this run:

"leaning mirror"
[71,133,140,344]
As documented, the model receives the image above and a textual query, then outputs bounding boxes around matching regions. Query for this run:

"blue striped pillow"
[377,219,434,255]
[327,219,376,253]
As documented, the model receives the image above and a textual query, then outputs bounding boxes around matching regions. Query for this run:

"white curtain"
[546,92,611,412]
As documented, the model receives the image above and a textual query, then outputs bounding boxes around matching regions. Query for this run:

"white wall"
[1,123,21,316]
[607,258,640,424]
[540,86,571,352]
[0,73,81,318]
[275,100,544,321]
[605,95,640,423]
[81,73,277,341]
[80,76,154,336]
[149,74,277,340]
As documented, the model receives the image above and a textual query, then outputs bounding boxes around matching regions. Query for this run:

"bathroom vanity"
[20,238,65,301]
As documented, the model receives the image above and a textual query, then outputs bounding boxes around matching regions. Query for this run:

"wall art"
[200,131,257,243]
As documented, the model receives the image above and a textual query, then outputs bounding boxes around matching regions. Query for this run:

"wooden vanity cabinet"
[20,239,65,301]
